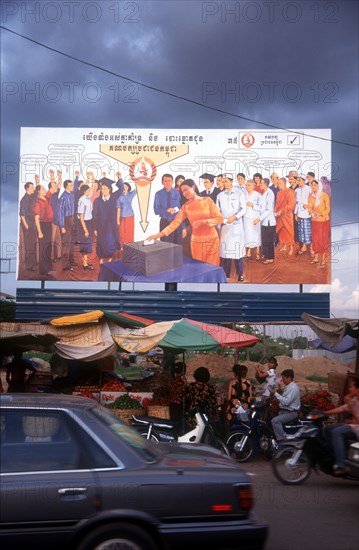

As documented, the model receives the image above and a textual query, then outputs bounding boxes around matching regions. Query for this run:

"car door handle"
[58,487,87,496]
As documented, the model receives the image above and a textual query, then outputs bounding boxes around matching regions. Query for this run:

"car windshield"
[90,405,161,463]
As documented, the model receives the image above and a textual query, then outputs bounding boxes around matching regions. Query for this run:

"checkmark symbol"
[290,136,298,144]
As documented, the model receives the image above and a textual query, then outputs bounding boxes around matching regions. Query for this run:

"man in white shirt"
[236,172,247,193]
[217,174,247,281]
[270,369,301,443]
[295,175,312,254]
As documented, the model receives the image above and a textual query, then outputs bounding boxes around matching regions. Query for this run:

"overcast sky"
[1,0,358,317]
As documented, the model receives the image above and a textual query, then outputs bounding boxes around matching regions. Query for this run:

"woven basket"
[147,405,170,419]
[110,408,145,424]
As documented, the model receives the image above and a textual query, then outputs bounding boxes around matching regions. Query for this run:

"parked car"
[0,393,267,550]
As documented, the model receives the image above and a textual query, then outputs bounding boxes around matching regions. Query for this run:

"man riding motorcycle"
[324,378,359,476]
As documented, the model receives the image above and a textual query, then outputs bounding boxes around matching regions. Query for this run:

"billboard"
[18,127,331,285]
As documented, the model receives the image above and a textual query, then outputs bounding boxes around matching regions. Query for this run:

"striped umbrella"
[111,317,259,353]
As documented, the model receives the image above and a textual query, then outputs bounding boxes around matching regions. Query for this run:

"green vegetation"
[0,295,16,321]
[306,374,328,383]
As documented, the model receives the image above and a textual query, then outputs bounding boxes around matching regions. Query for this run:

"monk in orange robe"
[275,177,296,255]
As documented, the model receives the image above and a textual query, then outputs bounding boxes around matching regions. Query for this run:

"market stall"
[47,310,156,407]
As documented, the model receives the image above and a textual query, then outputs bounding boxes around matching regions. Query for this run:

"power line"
[2,25,359,150]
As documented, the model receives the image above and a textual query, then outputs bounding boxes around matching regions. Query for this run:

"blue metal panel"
[15,288,330,323]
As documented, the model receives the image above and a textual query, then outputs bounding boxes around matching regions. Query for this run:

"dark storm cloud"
[1,0,358,221]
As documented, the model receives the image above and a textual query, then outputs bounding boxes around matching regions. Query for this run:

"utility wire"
[1,25,359,150]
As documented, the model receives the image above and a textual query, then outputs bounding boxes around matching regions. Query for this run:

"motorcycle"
[226,402,310,462]
[271,409,359,484]
[130,406,230,455]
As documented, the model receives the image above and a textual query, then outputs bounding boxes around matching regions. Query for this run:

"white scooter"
[131,406,229,454]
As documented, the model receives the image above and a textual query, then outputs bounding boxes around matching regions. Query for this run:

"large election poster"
[18,128,331,284]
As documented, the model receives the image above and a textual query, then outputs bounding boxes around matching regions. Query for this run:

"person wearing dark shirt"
[6,351,37,392]
[153,174,183,245]
[227,364,253,409]
[169,361,188,421]
[175,175,187,207]
[59,179,76,271]
[186,367,218,427]
[93,179,119,263]
[199,173,220,202]
[19,181,37,271]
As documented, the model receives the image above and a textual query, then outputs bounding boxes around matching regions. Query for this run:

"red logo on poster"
[241,133,255,148]
[129,156,157,187]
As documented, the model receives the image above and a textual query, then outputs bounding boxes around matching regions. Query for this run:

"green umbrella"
[112,318,259,353]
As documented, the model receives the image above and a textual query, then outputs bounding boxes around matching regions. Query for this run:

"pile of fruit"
[73,385,100,400]
[105,393,142,410]
[301,389,336,413]
[73,385,100,392]
[101,379,127,392]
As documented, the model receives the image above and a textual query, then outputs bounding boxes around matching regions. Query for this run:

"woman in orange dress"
[147,179,223,265]
[274,177,296,255]
[308,179,331,269]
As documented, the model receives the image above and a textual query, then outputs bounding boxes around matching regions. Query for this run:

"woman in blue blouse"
[116,182,137,247]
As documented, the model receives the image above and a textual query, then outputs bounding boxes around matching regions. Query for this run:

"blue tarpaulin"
[312,335,357,353]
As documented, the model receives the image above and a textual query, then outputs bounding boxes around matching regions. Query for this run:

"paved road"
[242,455,359,550]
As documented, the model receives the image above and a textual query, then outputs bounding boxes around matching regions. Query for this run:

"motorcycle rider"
[269,369,301,445]
[324,378,359,476]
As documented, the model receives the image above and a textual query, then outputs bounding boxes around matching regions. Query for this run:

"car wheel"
[226,431,254,462]
[77,522,158,550]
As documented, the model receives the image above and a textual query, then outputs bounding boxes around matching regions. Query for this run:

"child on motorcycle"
[255,357,278,402]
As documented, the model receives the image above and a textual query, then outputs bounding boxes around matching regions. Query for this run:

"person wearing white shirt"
[236,172,247,194]
[269,369,301,443]
[217,174,247,281]
[243,179,262,260]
